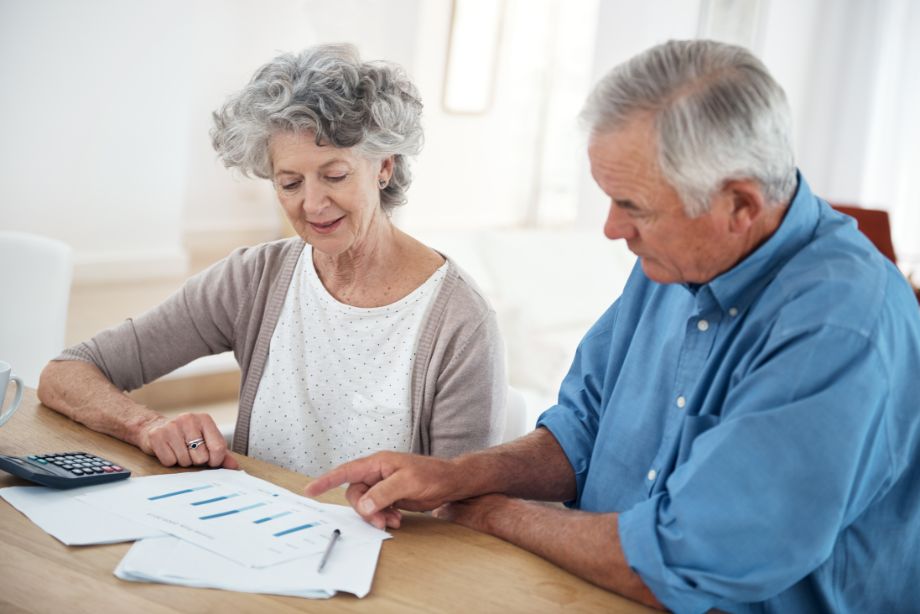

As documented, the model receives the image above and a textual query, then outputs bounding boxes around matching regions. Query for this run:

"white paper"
[115,534,382,598]
[77,469,389,568]
[0,483,163,545]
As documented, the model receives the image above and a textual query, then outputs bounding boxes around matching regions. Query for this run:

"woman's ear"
[378,156,395,184]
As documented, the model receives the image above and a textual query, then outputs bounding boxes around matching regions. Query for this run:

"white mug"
[0,361,23,428]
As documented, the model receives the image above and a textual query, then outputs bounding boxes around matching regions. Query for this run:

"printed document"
[76,469,389,568]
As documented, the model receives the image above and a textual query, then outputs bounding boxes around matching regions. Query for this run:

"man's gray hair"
[581,39,796,216]
[211,44,424,212]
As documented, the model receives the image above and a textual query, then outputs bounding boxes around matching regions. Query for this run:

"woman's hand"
[139,412,239,469]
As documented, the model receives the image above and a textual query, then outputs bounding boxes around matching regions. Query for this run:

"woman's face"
[269,131,393,258]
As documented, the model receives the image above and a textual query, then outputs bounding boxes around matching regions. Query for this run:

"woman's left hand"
[138,412,240,469]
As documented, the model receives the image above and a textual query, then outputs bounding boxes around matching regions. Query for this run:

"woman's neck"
[311,217,407,306]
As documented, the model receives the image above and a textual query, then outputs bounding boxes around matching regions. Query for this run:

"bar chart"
[75,470,383,567]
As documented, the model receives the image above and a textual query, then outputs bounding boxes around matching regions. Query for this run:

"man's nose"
[604,203,636,241]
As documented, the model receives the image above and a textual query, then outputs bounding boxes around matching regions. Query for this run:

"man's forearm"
[452,427,577,502]
[442,496,663,609]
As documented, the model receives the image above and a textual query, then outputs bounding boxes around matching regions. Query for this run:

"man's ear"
[723,179,766,234]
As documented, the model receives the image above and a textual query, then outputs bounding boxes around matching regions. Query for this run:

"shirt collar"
[694,171,819,314]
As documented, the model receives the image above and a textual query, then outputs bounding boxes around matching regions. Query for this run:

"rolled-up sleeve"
[537,306,618,504]
[618,324,892,612]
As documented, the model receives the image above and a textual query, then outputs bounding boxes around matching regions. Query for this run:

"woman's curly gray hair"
[211,44,424,212]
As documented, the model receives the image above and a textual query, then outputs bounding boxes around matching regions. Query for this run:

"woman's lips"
[308,216,344,235]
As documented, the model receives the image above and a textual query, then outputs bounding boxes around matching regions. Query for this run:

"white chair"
[0,232,73,388]
[502,386,530,443]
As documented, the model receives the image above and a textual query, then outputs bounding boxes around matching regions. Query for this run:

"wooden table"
[0,388,652,613]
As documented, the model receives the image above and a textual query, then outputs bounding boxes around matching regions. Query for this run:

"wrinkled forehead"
[588,117,661,177]
[268,130,365,168]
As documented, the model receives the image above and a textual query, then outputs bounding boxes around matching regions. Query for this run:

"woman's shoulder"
[223,236,306,272]
[436,256,496,323]
[186,237,306,305]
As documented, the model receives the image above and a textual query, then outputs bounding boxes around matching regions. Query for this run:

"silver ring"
[186,437,206,450]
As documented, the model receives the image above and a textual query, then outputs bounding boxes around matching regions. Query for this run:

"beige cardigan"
[58,238,507,458]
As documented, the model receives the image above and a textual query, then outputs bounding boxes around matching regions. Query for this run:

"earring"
[378,178,388,189]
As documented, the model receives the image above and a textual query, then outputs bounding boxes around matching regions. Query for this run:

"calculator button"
[111,465,123,471]
[71,468,84,475]
[102,466,114,473]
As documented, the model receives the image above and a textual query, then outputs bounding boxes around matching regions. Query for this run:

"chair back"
[831,204,897,264]
[0,232,73,387]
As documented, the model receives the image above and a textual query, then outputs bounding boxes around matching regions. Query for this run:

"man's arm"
[307,428,663,607]
[305,428,576,528]
[435,495,663,609]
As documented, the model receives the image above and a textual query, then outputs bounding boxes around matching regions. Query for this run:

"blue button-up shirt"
[537,175,920,613]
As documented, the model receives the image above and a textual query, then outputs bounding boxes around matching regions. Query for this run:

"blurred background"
[2,0,918,430]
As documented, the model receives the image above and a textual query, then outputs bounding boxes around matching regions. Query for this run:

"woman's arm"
[424,267,509,457]
[38,360,237,468]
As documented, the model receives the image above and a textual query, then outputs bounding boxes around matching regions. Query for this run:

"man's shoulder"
[765,213,915,339]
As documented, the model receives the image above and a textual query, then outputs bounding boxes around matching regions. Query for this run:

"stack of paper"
[0,469,390,598]
[115,535,381,598]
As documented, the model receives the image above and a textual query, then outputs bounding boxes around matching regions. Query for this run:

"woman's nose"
[300,182,327,214]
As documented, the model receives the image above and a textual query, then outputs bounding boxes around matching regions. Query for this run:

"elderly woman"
[38,44,506,476]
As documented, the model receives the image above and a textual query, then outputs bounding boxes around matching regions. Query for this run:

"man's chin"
[640,260,677,285]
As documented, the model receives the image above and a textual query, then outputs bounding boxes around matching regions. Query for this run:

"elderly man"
[306,40,920,612]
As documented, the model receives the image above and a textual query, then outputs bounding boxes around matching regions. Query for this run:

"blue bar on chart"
[253,510,292,524]
[273,522,318,537]
[199,502,267,520]
[148,484,214,501]
[191,493,240,506]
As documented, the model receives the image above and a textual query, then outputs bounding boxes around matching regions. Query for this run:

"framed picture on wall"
[697,0,768,52]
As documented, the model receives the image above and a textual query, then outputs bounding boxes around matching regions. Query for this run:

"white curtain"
[861,0,920,266]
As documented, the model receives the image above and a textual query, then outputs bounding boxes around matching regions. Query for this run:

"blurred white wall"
[0,0,420,282]
[1,0,918,281]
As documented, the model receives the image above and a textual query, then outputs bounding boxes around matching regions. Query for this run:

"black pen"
[317,528,341,572]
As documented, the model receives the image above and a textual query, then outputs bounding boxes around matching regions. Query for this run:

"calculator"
[0,452,131,489]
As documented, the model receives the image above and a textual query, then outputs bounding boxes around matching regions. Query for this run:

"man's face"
[588,115,741,285]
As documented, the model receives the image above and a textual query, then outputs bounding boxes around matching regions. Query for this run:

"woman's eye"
[280,181,301,192]
[325,174,347,183]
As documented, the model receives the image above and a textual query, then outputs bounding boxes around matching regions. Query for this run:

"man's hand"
[305,451,467,529]
[138,412,239,470]
[433,493,513,534]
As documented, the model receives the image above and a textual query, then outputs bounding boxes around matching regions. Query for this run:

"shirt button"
[647,469,657,481]
[676,395,686,409]
[697,319,710,332]
[729,307,738,317]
